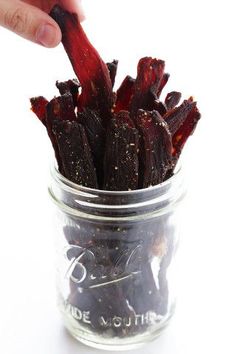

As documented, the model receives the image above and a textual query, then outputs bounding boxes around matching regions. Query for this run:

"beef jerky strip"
[114,75,135,113]
[31,94,77,174]
[136,110,172,188]
[103,112,139,191]
[30,96,48,126]
[165,103,201,179]
[164,97,196,136]
[157,73,170,98]
[172,104,201,160]
[130,57,165,115]
[50,5,113,122]
[78,109,106,187]
[153,100,167,116]
[56,79,80,107]
[114,110,135,127]
[106,60,118,88]
[30,96,64,173]
[52,120,98,188]
[165,91,182,111]
[46,93,77,123]
[45,93,77,172]
[45,94,77,173]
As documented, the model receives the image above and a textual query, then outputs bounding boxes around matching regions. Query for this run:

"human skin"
[0,0,85,47]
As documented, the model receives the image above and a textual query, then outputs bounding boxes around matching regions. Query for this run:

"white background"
[0,0,236,353]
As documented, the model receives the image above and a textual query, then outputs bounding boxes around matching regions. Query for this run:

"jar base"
[61,309,174,351]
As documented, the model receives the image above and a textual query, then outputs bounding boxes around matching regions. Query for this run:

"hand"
[0,0,85,47]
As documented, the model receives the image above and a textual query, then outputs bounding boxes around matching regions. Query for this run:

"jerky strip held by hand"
[50,5,113,122]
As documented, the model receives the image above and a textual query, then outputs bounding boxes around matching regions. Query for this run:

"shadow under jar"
[49,164,185,351]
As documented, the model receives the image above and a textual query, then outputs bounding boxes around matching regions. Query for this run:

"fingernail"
[36,24,60,48]
[78,9,86,22]
[78,3,86,22]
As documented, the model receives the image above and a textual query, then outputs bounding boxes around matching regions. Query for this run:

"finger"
[60,0,86,21]
[0,0,62,47]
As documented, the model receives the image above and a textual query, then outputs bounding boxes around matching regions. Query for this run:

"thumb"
[0,0,61,47]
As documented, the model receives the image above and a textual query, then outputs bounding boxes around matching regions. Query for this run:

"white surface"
[0,0,236,353]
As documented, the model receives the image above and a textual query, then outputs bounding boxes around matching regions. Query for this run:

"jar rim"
[49,162,185,221]
[51,161,182,197]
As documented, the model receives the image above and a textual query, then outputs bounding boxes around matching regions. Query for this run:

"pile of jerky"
[31,5,201,191]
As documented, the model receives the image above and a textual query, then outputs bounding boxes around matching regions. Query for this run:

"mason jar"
[49,163,185,351]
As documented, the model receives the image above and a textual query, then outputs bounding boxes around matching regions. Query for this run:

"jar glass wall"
[49,164,185,351]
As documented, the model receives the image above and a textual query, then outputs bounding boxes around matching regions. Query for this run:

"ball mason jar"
[49,164,185,351]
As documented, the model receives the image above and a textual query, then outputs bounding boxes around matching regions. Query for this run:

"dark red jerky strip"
[56,79,80,107]
[78,109,106,187]
[114,75,135,112]
[164,98,196,136]
[30,97,64,173]
[30,96,48,126]
[156,73,170,98]
[165,91,182,110]
[103,117,139,191]
[136,110,172,188]
[165,104,201,180]
[52,120,98,188]
[107,60,118,88]
[45,94,77,174]
[130,57,165,115]
[50,5,113,121]
[172,104,201,159]
[46,93,77,123]
[153,100,167,116]
[114,110,135,128]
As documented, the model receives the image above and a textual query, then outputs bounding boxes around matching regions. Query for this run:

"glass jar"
[49,164,185,351]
